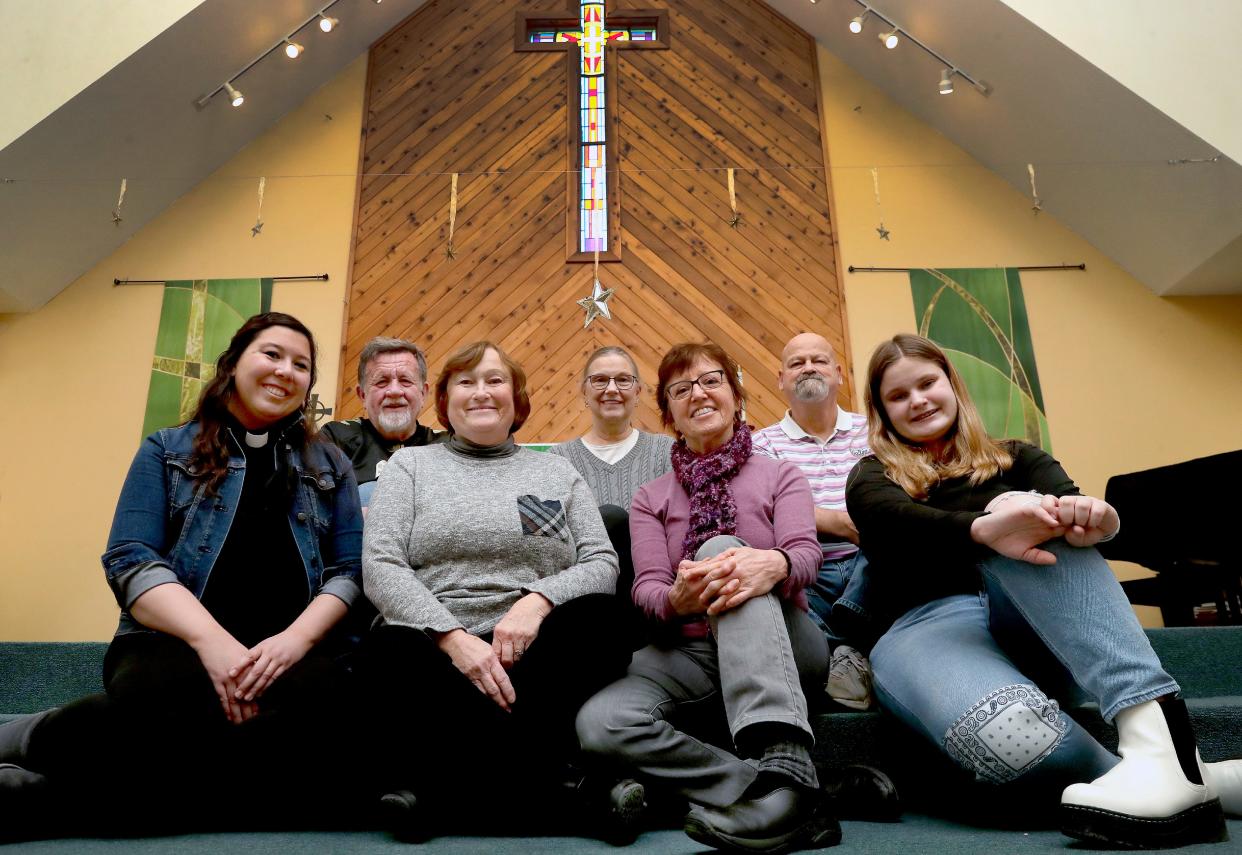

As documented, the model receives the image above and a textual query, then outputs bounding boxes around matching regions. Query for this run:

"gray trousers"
[575,536,828,808]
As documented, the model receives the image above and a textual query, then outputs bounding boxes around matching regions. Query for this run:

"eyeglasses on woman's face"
[666,369,727,401]
[586,373,637,391]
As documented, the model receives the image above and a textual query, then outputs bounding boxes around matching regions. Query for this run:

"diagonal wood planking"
[339,0,850,442]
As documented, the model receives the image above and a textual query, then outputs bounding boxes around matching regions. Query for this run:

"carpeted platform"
[3,628,1240,850]
[2,816,1240,854]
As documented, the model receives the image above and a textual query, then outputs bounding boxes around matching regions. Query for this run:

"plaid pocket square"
[518,494,569,541]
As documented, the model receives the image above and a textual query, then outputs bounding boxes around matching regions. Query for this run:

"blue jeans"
[806,550,873,648]
[870,539,1179,788]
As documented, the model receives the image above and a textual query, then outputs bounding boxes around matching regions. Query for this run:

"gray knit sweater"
[362,443,619,635]
[548,430,674,509]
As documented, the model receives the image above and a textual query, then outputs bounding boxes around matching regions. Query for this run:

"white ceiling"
[2,0,1239,313]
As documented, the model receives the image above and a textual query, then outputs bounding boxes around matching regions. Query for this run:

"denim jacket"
[101,420,363,638]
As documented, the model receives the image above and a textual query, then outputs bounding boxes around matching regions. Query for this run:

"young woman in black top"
[846,333,1239,849]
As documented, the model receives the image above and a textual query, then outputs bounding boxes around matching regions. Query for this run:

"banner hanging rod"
[848,264,1085,273]
[114,274,329,285]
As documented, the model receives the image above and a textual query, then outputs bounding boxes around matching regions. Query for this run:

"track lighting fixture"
[939,68,954,95]
[195,0,386,109]
[844,1,990,97]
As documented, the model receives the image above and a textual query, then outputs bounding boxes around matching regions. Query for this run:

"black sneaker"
[379,789,430,844]
[577,776,647,845]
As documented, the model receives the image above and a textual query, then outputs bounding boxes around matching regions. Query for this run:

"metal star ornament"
[251,220,264,237]
[576,279,614,328]
[876,222,891,241]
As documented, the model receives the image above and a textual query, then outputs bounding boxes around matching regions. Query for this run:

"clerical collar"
[243,430,270,448]
[447,433,517,459]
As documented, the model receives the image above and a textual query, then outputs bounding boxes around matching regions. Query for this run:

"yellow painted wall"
[0,56,368,641]
[816,45,1242,625]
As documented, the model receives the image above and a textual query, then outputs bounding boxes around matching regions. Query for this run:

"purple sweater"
[629,455,821,638]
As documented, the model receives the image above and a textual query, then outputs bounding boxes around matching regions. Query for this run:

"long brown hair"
[864,334,1011,499]
[189,312,319,495]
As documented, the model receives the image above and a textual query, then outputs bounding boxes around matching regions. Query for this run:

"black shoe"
[0,764,51,843]
[820,764,901,823]
[576,776,647,845]
[684,783,842,853]
[379,789,430,844]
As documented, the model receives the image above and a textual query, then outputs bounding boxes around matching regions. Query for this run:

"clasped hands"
[973,492,1118,565]
[193,626,314,725]
[667,546,788,617]
[437,592,553,712]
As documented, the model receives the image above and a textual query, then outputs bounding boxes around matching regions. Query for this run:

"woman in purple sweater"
[576,342,840,854]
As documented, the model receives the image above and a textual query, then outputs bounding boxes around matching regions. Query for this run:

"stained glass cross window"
[518,4,668,262]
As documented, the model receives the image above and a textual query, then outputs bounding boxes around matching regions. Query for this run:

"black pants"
[599,503,649,651]
[27,632,359,833]
[361,593,632,828]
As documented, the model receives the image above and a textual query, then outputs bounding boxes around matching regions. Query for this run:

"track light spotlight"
[225,82,244,107]
[879,28,899,49]
[319,15,338,32]
[849,12,867,34]
[284,40,304,58]
[939,68,955,95]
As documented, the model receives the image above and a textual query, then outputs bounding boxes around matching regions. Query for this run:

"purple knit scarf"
[671,417,753,561]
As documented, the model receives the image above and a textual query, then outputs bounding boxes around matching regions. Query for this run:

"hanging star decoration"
[251,176,266,237]
[871,168,890,241]
[112,178,127,226]
[576,279,614,328]
[1027,163,1043,216]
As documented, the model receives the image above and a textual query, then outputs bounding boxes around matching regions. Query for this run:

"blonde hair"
[864,334,1012,499]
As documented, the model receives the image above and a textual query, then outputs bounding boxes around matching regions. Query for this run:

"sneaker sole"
[1060,798,1228,850]
[605,779,647,846]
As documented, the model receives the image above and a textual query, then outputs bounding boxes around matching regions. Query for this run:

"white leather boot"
[1060,698,1228,848]
[1205,759,1242,817]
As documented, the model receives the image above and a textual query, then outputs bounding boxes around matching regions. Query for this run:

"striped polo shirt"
[752,407,871,561]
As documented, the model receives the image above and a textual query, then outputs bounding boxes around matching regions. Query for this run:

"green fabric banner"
[141,278,272,438]
[908,268,1050,450]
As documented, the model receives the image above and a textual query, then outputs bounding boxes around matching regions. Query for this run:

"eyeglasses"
[666,370,727,401]
[586,373,636,391]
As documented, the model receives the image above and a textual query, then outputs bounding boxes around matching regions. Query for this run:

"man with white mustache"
[321,337,443,510]
[753,334,872,650]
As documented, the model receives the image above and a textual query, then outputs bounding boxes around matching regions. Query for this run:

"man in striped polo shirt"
[753,333,871,645]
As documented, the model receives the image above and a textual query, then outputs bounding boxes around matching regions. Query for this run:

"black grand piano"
[1098,449,1242,626]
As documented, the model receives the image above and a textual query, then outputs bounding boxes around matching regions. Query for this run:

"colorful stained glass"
[525,4,660,253]
[582,144,607,253]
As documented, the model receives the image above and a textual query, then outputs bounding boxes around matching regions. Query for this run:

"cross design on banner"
[517,3,669,263]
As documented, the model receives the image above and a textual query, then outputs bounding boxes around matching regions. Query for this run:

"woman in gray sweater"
[362,341,641,843]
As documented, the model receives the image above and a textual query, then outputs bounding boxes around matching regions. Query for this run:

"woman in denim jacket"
[0,312,363,838]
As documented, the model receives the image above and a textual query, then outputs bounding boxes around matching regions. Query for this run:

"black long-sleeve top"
[845,441,1080,624]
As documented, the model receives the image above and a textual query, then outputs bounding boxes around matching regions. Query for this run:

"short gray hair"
[357,337,428,387]
[582,345,641,383]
